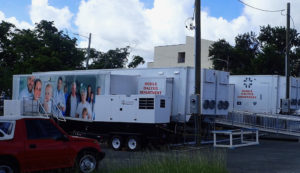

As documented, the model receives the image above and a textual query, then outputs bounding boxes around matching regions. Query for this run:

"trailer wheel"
[126,136,141,151]
[110,135,122,150]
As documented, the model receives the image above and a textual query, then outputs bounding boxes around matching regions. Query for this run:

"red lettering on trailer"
[238,90,256,99]
[140,81,162,95]
[140,91,162,95]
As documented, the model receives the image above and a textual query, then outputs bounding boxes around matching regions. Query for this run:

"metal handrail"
[50,98,66,122]
[37,100,48,117]
[216,111,300,137]
[21,97,65,122]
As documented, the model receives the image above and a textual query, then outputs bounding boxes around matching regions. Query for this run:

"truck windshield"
[0,122,13,135]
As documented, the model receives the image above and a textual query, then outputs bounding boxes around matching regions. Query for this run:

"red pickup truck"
[0,116,105,173]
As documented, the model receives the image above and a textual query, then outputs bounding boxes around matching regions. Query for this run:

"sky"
[0,0,299,65]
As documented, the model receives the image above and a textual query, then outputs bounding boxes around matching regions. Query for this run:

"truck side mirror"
[56,134,69,142]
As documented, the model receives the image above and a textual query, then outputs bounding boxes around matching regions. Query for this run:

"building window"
[178,52,185,63]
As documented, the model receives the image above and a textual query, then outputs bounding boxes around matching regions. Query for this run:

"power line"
[280,11,296,53]
[238,0,285,13]
[290,15,296,31]
[280,11,295,30]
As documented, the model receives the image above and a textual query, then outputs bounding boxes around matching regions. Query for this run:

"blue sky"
[202,0,244,21]
[0,0,244,26]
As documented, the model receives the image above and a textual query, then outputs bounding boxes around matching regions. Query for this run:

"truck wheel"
[0,161,17,173]
[77,151,98,173]
[126,136,141,151]
[110,135,122,150]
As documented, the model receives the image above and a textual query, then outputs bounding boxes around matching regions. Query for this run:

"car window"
[0,122,13,135]
[25,119,63,140]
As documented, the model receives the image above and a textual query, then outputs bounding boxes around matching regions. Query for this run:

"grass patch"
[99,149,228,173]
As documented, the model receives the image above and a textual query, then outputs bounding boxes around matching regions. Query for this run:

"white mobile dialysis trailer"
[229,75,300,114]
[6,67,230,150]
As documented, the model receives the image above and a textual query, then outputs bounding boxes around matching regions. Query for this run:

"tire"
[77,151,98,173]
[110,135,123,151]
[0,161,17,173]
[126,136,141,151]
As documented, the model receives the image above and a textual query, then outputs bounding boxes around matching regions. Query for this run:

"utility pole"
[285,3,290,100]
[86,33,92,70]
[194,0,201,145]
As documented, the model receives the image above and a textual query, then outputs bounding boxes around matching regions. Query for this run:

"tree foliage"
[128,55,145,68]
[88,47,145,69]
[89,46,130,69]
[0,20,145,96]
[209,25,300,75]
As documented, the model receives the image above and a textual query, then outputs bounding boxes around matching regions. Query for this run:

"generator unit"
[95,95,171,123]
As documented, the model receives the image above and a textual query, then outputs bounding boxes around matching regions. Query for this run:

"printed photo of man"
[97,86,101,95]
[66,82,80,118]
[54,76,66,113]
[19,76,35,100]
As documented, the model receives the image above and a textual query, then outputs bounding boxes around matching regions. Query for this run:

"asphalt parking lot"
[227,139,300,173]
[100,139,300,173]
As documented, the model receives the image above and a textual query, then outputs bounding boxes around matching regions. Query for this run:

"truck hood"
[69,136,96,143]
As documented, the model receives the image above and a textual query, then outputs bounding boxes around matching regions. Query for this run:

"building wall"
[148,36,214,68]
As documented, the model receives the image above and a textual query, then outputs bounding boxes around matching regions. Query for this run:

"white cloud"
[200,12,250,44]
[0,11,32,29]
[75,0,195,63]
[75,0,300,63]
[145,0,193,45]
[75,0,151,60]
[242,0,300,32]
[30,0,73,29]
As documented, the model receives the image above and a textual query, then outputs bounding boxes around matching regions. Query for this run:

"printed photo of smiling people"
[17,74,103,120]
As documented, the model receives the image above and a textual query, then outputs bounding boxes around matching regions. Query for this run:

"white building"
[148,36,214,68]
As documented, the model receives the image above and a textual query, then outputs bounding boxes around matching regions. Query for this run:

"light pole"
[74,33,92,70]
[214,58,229,71]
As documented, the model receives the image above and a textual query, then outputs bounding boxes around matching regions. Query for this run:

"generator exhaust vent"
[139,98,154,109]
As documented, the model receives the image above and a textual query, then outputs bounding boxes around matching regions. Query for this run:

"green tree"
[128,55,145,68]
[89,46,145,69]
[0,22,16,95]
[256,25,300,75]
[89,46,129,69]
[232,32,259,74]
[209,25,300,75]
[209,39,233,71]
[0,20,85,96]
